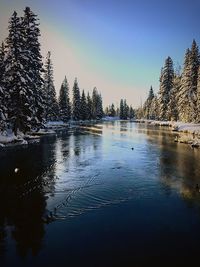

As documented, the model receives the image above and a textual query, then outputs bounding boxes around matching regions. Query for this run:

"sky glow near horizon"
[0,0,200,107]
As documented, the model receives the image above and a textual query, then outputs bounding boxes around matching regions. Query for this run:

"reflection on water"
[1,122,200,266]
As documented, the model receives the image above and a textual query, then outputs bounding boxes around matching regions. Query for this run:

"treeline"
[104,99,134,119]
[137,39,200,123]
[0,7,103,135]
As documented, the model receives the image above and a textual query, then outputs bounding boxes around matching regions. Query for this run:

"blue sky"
[0,0,199,107]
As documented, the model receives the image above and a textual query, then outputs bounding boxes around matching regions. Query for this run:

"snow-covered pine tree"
[96,93,103,119]
[43,51,59,121]
[158,57,174,120]
[86,92,93,120]
[120,99,124,119]
[91,87,103,119]
[22,7,44,129]
[110,103,116,117]
[196,66,200,122]
[188,40,199,122]
[150,95,159,120]
[167,74,181,121]
[0,42,7,133]
[4,11,33,134]
[143,86,154,119]
[58,76,71,122]
[80,90,87,120]
[72,78,81,121]
[123,99,128,119]
[178,49,192,122]
[129,106,135,119]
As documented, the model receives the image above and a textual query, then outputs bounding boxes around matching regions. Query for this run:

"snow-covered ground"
[135,119,200,135]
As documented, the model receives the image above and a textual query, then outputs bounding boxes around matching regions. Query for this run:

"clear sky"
[0,0,200,107]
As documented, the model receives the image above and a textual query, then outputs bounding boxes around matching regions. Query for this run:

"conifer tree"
[178,49,192,122]
[110,103,116,117]
[196,67,200,122]
[86,92,93,120]
[158,57,174,120]
[80,90,87,120]
[167,74,181,121]
[0,42,7,132]
[129,106,135,119]
[120,99,124,119]
[22,7,44,129]
[144,86,154,119]
[43,51,59,121]
[59,76,71,122]
[4,11,33,134]
[72,78,81,120]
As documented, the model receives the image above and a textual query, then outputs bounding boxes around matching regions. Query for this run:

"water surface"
[1,121,200,267]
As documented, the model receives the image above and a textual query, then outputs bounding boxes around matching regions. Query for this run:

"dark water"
[1,121,200,267]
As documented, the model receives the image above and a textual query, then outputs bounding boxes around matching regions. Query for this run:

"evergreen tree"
[144,86,154,119]
[80,90,87,120]
[188,40,199,121]
[196,66,200,122]
[167,74,181,121]
[58,76,71,122]
[150,96,159,120]
[178,49,191,122]
[129,106,135,119]
[0,42,7,132]
[72,78,81,120]
[43,51,59,121]
[92,87,103,119]
[158,57,174,120]
[110,103,116,117]
[4,11,33,134]
[86,92,93,120]
[120,99,124,119]
[22,7,44,129]
[123,99,128,119]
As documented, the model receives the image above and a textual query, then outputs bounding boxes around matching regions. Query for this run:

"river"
[1,121,200,267]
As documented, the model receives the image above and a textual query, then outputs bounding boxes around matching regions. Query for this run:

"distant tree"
[80,90,87,120]
[110,103,116,117]
[120,99,124,119]
[86,92,93,120]
[158,57,174,120]
[72,78,81,120]
[59,76,71,122]
[144,86,154,119]
[129,105,135,119]
[43,51,59,121]
[92,87,103,119]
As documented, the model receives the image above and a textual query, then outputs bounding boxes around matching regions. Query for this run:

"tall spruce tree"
[72,78,81,120]
[86,92,93,120]
[144,86,154,119]
[4,11,33,134]
[188,40,199,122]
[167,74,181,121]
[59,76,71,122]
[43,51,59,121]
[92,87,103,119]
[22,7,44,129]
[80,90,87,120]
[0,42,7,132]
[120,99,124,119]
[196,66,200,122]
[158,57,174,120]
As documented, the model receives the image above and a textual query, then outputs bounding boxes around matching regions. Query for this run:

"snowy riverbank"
[135,119,200,147]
